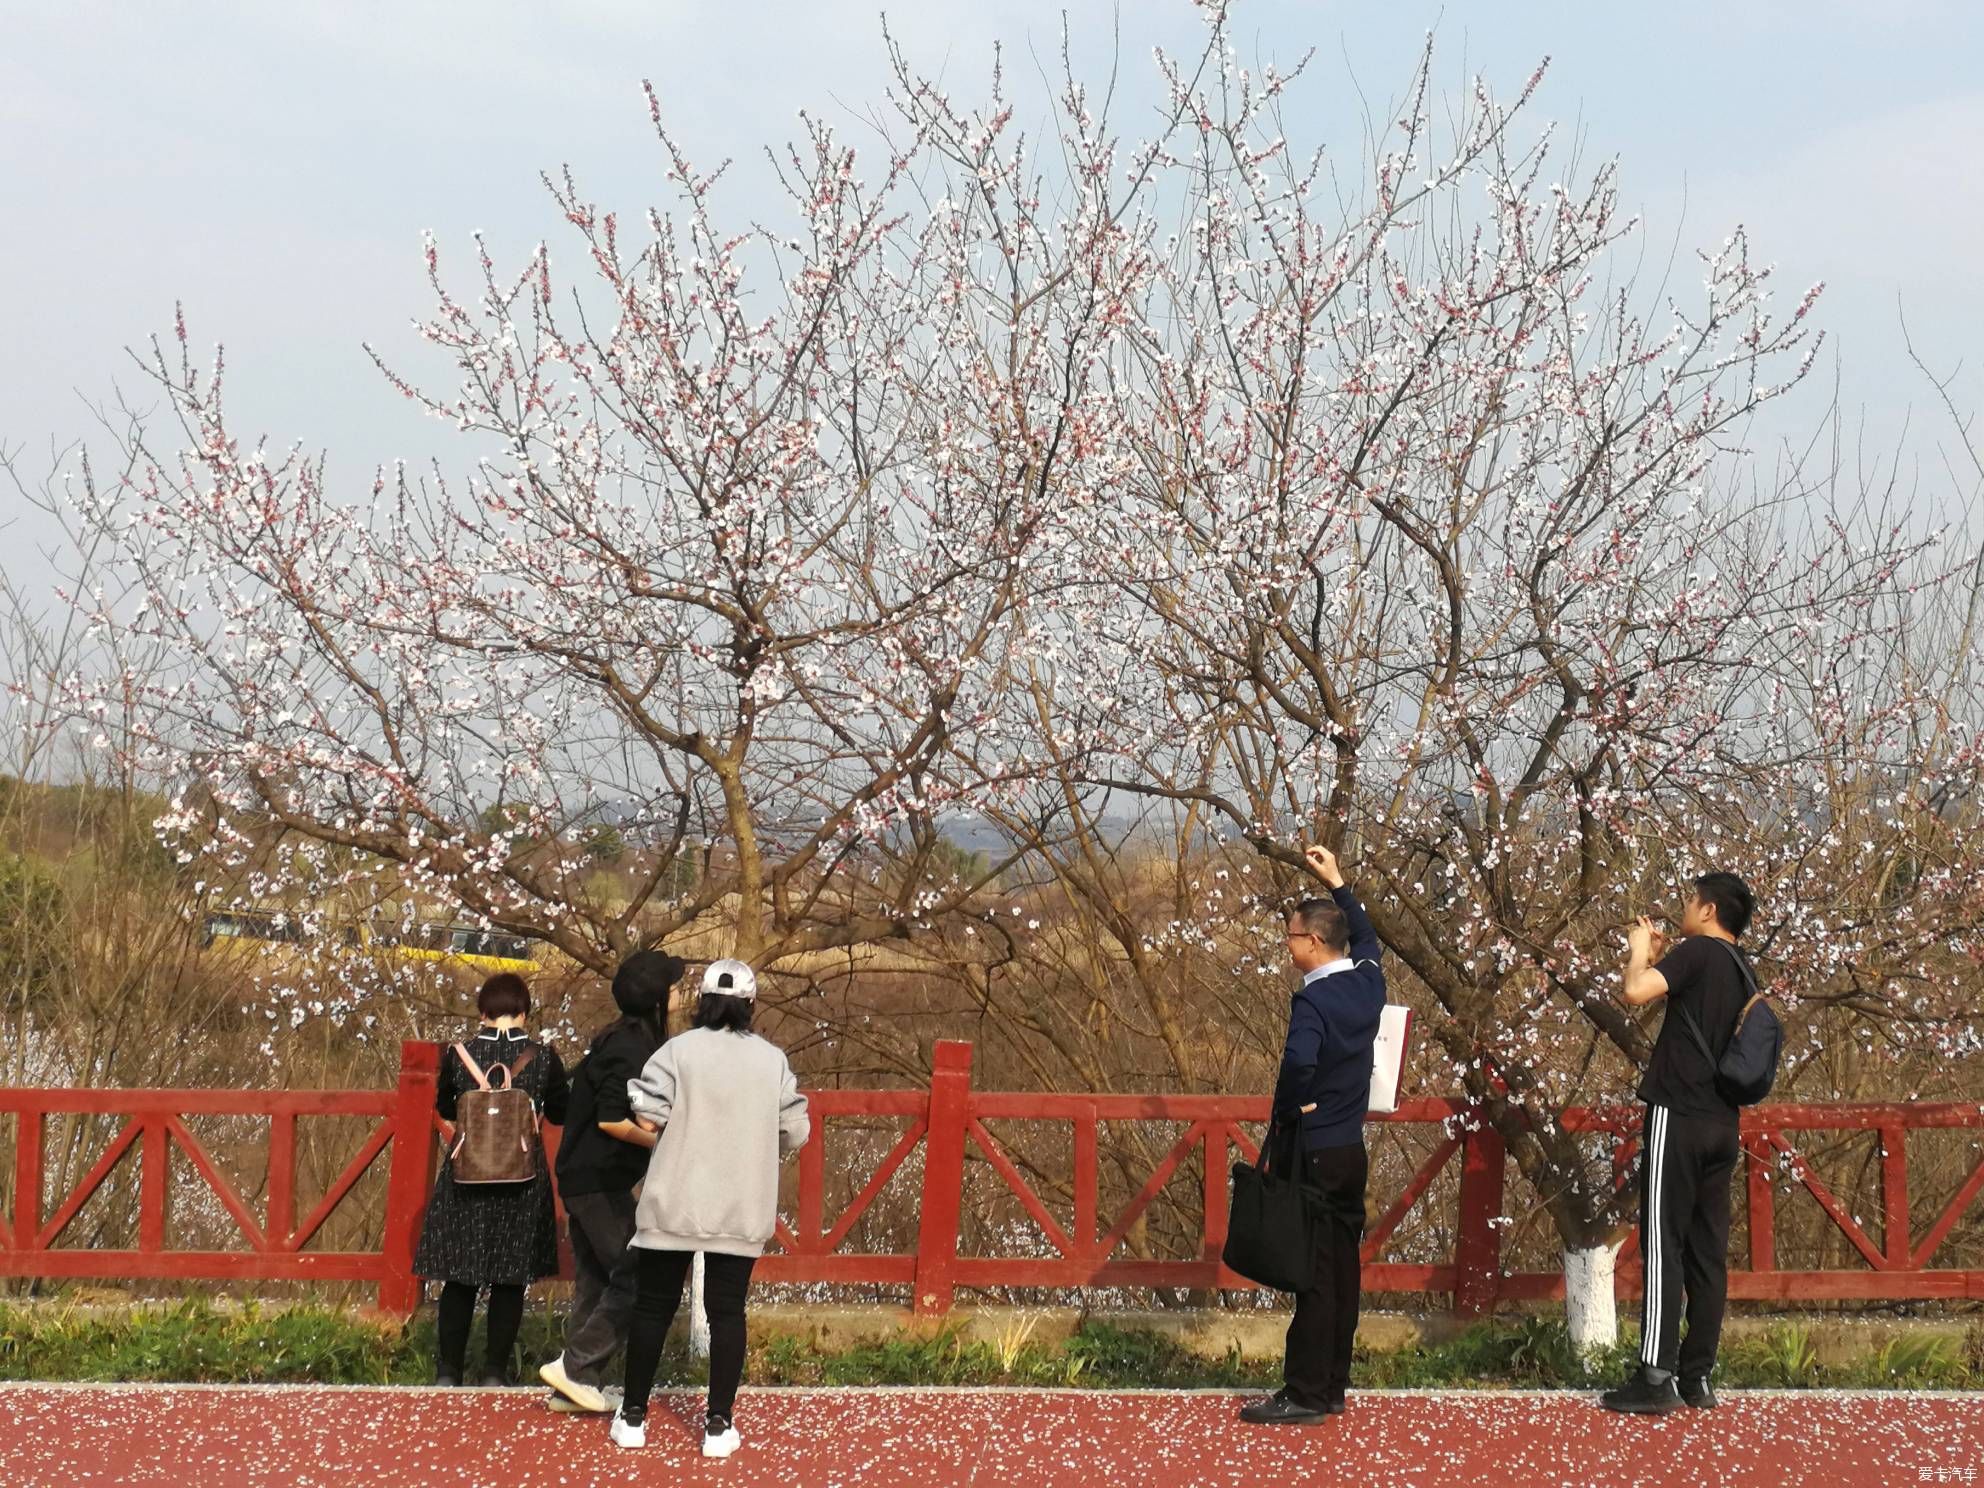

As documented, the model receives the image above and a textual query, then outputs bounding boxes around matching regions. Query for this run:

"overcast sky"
[5,0,1982,580]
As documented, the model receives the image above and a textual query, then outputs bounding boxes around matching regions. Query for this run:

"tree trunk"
[1563,1238,1624,1356]
[688,1251,710,1360]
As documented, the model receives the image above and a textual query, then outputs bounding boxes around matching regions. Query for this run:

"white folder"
[1368,1003,1414,1114]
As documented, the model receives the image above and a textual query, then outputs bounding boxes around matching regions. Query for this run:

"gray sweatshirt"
[625,1026,811,1256]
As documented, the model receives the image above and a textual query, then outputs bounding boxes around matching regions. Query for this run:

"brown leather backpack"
[448,1042,539,1184]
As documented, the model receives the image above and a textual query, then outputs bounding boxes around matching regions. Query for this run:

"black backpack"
[1672,940,1783,1106]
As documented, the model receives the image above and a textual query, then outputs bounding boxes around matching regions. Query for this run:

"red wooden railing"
[4,1040,1980,1314]
[1,1044,440,1312]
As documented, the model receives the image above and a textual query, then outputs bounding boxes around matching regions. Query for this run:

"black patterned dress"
[413,1028,570,1286]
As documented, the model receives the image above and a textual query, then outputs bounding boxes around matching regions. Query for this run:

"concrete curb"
[4,1380,1982,1400]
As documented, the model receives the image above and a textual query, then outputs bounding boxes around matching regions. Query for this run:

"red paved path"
[2,1384,1980,1487]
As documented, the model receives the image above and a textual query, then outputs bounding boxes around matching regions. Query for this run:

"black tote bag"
[1221,1116,1319,1293]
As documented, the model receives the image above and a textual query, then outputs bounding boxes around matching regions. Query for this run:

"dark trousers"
[436,1280,524,1380]
[560,1188,640,1386]
[1636,1103,1739,1378]
[1283,1140,1368,1409]
[620,1249,758,1426]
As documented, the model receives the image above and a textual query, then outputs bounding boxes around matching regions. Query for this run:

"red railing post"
[138,1117,169,1252]
[1746,1133,1776,1272]
[543,1122,575,1281]
[266,1112,297,1250]
[798,1123,826,1249]
[11,1109,42,1253]
[1881,1123,1910,1270]
[1452,1110,1505,1316]
[1202,1123,1229,1276]
[377,1041,441,1316]
[912,1040,974,1317]
[1073,1104,1098,1261]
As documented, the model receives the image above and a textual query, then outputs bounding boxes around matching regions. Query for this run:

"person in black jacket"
[1240,844,1387,1427]
[414,972,570,1386]
[538,950,685,1414]
[1603,872,1756,1414]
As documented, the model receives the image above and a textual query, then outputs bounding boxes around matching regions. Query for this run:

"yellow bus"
[201,910,542,973]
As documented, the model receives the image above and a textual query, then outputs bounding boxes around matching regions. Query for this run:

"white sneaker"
[609,1412,646,1450]
[703,1417,742,1460]
[548,1392,614,1415]
[539,1355,608,1414]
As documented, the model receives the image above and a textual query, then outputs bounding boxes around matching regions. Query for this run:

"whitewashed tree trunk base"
[1563,1240,1623,1357]
[688,1251,710,1360]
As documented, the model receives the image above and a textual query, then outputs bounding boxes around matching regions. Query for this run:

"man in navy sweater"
[1241,844,1388,1426]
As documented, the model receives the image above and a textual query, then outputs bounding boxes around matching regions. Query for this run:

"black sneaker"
[1600,1367,1683,1415]
[1679,1377,1718,1410]
[1322,1395,1347,1416]
[434,1368,463,1388]
[1238,1389,1331,1426]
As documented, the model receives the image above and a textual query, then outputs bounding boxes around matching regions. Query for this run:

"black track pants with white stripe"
[1636,1102,1740,1378]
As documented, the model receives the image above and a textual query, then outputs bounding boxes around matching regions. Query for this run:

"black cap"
[611,950,685,1016]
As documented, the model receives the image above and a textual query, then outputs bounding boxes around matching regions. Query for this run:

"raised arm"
[1304,844,1380,963]
[1621,918,1671,1007]
[1333,886,1379,964]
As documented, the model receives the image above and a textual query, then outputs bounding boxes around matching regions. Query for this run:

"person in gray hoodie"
[609,958,810,1460]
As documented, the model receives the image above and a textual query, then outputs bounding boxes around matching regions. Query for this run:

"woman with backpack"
[414,971,570,1386]
[609,959,810,1459]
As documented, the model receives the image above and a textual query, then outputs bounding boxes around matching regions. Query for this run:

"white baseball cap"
[701,958,758,1001]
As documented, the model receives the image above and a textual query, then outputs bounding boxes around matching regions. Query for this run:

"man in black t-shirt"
[1602,872,1757,1415]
